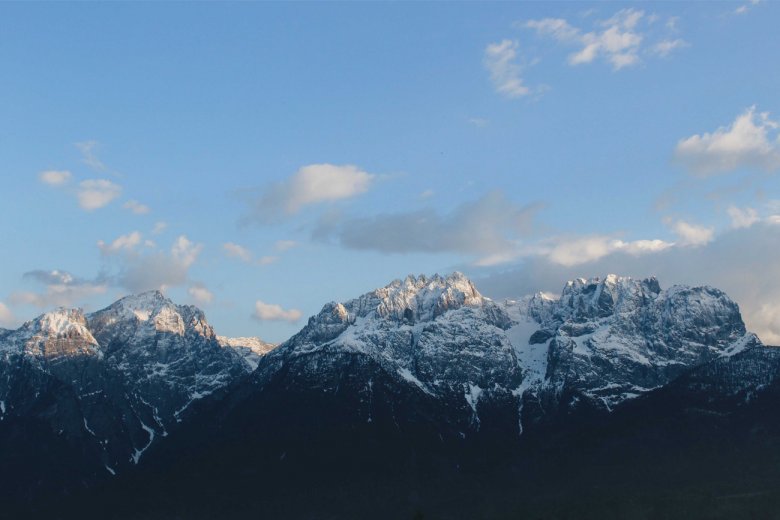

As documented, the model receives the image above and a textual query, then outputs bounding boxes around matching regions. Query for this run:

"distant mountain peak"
[371,271,484,322]
[106,290,175,320]
[0,308,102,359]
[34,307,93,337]
[89,290,207,338]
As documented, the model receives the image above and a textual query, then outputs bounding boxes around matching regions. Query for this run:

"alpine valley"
[3,273,780,519]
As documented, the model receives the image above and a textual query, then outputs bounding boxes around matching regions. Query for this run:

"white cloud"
[675,106,780,176]
[535,235,673,267]
[526,9,645,70]
[614,239,675,255]
[75,140,108,173]
[12,270,108,308]
[0,302,16,328]
[544,236,618,266]
[651,38,689,57]
[468,117,489,128]
[39,170,72,186]
[188,284,214,305]
[244,164,376,223]
[484,39,530,98]
[223,242,253,263]
[727,206,760,229]
[123,200,151,215]
[286,164,373,212]
[98,231,143,255]
[77,179,122,211]
[113,235,203,293]
[524,18,581,42]
[171,235,202,269]
[670,220,714,246]
[13,235,203,311]
[525,8,684,70]
[253,300,302,322]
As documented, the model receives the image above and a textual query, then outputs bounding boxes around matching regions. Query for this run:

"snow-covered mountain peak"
[88,290,212,339]
[104,290,173,321]
[293,273,487,340]
[34,308,94,338]
[2,308,100,359]
[368,271,484,323]
[555,274,661,322]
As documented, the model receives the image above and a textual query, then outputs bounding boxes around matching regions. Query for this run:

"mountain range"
[1,273,778,519]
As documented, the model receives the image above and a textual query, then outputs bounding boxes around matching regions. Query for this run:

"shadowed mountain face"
[2,274,780,519]
[0,291,267,512]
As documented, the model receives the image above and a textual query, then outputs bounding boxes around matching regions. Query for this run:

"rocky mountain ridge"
[253,272,759,435]
[2,273,778,519]
[0,290,273,481]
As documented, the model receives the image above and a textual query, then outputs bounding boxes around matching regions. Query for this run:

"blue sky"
[2,1,780,343]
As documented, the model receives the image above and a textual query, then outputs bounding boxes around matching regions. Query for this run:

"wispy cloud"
[315,191,544,266]
[123,199,151,215]
[223,242,253,263]
[651,38,689,57]
[484,39,531,98]
[727,206,760,229]
[11,270,108,309]
[98,231,143,255]
[524,8,687,70]
[152,221,168,235]
[12,233,204,312]
[735,0,762,15]
[75,140,109,173]
[223,241,291,266]
[674,106,780,176]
